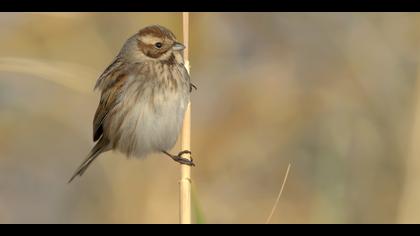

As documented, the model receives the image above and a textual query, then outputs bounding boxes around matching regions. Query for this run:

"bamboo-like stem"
[179,12,192,224]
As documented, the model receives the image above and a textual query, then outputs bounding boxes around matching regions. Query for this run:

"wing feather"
[93,63,128,142]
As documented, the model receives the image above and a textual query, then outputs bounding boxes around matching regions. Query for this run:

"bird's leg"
[189,83,197,92]
[162,150,195,166]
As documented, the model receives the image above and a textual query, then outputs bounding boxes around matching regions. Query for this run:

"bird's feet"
[163,150,195,166]
[189,83,197,92]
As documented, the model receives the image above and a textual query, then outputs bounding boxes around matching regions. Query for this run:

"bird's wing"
[93,73,128,142]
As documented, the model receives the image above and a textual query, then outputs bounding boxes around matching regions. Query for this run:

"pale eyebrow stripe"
[139,35,160,45]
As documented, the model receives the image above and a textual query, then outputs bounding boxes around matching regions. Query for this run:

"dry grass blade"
[265,163,291,224]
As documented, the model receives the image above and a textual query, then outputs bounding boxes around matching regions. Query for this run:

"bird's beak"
[172,42,186,51]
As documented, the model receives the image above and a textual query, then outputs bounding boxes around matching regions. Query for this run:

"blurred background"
[0,12,420,224]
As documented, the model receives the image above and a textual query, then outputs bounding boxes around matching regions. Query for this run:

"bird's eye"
[155,42,163,48]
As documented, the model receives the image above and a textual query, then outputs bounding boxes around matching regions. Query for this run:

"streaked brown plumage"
[69,25,195,183]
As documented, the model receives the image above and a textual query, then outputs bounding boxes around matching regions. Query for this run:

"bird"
[69,25,196,183]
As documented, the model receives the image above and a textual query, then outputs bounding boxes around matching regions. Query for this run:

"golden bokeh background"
[1,12,420,223]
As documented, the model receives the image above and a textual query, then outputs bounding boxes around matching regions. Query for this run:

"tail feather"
[68,138,110,183]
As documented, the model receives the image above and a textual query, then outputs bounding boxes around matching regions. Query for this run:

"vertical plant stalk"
[180,12,192,224]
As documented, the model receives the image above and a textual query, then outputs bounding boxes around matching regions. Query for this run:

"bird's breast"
[112,66,190,158]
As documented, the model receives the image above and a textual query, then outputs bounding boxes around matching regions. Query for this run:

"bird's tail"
[68,137,110,183]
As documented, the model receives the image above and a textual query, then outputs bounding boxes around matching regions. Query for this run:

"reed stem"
[180,12,192,224]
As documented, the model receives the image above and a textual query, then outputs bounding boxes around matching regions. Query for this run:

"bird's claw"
[172,150,195,166]
[189,83,197,92]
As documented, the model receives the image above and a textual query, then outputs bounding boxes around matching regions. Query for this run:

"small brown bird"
[69,25,196,183]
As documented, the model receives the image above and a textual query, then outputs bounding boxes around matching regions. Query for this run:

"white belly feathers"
[111,73,189,158]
